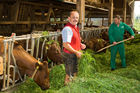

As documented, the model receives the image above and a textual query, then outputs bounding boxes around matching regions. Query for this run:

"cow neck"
[13,44,37,77]
[25,61,37,77]
[23,58,37,77]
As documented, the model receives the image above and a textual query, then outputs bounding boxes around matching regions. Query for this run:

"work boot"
[111,68,115,71]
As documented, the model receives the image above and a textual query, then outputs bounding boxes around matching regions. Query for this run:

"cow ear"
[43,61,48,65]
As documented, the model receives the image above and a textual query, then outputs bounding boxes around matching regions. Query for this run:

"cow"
[99,30,109,42]
[17,39,63,65]
[45,41,63,65]
[84,38,108,52]
[0,37,50,90]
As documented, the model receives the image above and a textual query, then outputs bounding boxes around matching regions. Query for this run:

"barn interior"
[0,0,140,92]
[0,0,136,36]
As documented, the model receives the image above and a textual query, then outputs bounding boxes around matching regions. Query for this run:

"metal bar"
[9,65,15,86]
[26,38,29,52]
[7,41,11,87]
[3,32,63,42]
[11,35,23,81]
[1,80,25,91]
[40,38,47,61]
[36,38,40,59]
[31,38,35,56]
[2,41,7,89]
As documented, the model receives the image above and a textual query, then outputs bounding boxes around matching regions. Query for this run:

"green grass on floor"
[13,35,140,93]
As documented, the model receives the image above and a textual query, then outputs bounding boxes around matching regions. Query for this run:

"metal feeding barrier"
[0,27,108,91]
[80,27,109,40]
[0,32,61,91]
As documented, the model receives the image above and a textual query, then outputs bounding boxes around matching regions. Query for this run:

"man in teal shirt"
[108,15,135,70]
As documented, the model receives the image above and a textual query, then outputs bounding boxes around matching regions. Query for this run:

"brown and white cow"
[0,37,50,90]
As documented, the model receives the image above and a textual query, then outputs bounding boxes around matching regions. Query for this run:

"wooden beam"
[77,0,85,29]
[46,7,52,22]
[86,14,91,26]
[114,8,122,11]
[95,3,109,8]
[123,0,127,23]
[64,0,108,11]
[21,1,74,11]
[108,0,113,25]
[46,7,57,23]
[14,1,20,22]
[0,4,3,20]
[130,1,134,25]
[102,18,104,26]
[0,21,67,24]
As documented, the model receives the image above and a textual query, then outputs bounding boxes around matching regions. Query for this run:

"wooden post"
[123,0,127,23]
[102,18,104,26]
[46,7,56,22]
[86,14,91,27]
[14,0,20,22]
[76,0,85,29]
[0,4,3,21]
[130,1,134,25]
[108,0,113,26]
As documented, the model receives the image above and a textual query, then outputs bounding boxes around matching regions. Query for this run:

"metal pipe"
[26,38,29,52]
[2,41,7,89]
[7,41,11,87]
[31,37,35,56]
[11,35,23,81]
[36,38,40,59]
[9,65,15,86]
[40,38,47,61]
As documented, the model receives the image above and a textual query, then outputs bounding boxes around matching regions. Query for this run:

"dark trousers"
[62,52,78,76]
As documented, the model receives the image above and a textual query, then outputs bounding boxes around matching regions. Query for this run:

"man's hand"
[75,51,82,58]
[81,43,86,50]
[131,36,134,39]
[113,42,117,45]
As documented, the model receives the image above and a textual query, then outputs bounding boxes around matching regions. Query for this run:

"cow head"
[46,41,63,65]
[34,61,50,90]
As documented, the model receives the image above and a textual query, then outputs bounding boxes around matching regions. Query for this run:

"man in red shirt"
[62,10,86,84]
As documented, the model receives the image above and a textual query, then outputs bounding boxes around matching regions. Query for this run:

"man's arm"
[80,37,86,50]
[124,23,135,36]
[63,42,82,58]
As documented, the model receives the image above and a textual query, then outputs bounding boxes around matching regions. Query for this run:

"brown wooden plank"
[123,0,126,23]
[14,1,20,22]
[77,0,85,29]
[0,4,3,21]
[108,0,113,25]
[0,21,67,24]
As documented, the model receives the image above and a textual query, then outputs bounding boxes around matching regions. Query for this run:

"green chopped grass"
[13,35,140,93]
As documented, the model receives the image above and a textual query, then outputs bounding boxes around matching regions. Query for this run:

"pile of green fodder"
[14,35,140,93]
[126,34,140,44]
[78,51,97,77]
